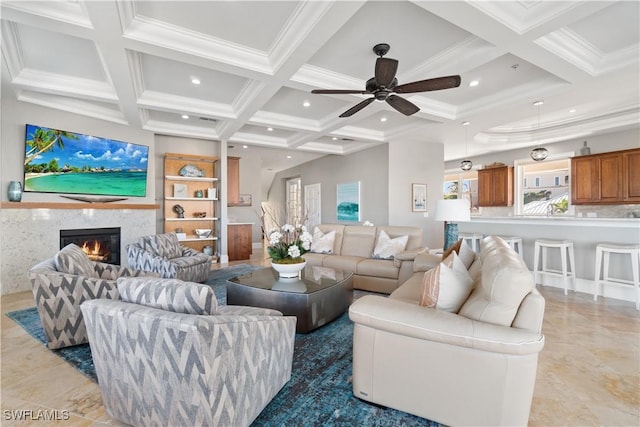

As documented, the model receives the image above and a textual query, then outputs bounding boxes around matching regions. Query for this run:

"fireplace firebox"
[60,227,121,265]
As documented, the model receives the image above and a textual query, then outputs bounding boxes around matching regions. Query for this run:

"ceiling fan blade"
[394,75,461,94]
[339,97,375,118]
[375,58,398,88]
[312,89,369,95]
[386,95,420,116]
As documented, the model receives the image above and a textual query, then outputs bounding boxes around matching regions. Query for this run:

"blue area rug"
[7,264,438,426]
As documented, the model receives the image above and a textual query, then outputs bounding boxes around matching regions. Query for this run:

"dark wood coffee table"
[227,265,353,333]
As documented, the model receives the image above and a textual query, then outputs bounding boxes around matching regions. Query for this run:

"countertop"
[469,216,640,228]
[228,222,254,225]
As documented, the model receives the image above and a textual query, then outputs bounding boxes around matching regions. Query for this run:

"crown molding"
[17,91,127,125]
[137,90,236,120]
[12,68,117,103]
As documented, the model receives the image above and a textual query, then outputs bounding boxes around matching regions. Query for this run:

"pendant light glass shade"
[530,147,549,161]
[530,101,547,162]
[460,121,472,171]
[460,159,473,170]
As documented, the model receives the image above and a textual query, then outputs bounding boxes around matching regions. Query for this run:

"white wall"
[268,140,446,249]
[268,144,390,227]
[388,139,445,250]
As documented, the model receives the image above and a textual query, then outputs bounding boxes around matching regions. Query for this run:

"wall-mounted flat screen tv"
[24,124,149,197]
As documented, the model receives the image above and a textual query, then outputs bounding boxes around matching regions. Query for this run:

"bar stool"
[499,236,523,257]
[533,239,576,295]
[593,243,640,310]
[459,233,483,253]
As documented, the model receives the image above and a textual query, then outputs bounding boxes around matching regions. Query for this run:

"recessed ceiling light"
[332,137,338,140]
[286,155,292,159]
[303,101,310,107]
[243,145,248,149]
[380,117,387,122]
[462,121,470,126]
[569,108,576,113]
[181,114,189,119]
[267,127,273,132]
[533,100,544,106]
[191,77,201,85]
[469,80,479,87]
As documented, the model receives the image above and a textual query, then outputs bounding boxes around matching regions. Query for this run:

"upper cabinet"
[478,166,513,207]
[571,148,640,205]
[227,156,240,206]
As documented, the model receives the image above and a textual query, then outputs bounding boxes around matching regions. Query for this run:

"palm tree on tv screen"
[24,127,78,165]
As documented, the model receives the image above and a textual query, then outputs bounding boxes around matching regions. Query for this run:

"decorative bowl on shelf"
[194,229,212,239]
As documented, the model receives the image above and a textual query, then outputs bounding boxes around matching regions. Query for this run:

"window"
[443,169,479,211]
[515,157,571,215]
[285,177,302,225]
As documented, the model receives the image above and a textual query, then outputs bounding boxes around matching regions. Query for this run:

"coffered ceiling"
[2,1,638,172]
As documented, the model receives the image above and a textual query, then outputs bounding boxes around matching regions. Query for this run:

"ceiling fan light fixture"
[311,43,461,118]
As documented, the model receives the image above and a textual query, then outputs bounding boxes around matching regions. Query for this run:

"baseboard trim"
[535,273,637,304]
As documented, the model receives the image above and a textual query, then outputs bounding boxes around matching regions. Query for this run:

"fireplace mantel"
[1,202,159,210]
[1,205,157,295]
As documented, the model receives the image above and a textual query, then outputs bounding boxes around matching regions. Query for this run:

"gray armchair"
[126,232,212,282]
[28,243,156,349]
[81,277,296,427]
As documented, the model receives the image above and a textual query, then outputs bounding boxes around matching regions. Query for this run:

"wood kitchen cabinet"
[227,156,240,206]
[478,166,513,207]
[228,224,252,261]
[571,148,640,204]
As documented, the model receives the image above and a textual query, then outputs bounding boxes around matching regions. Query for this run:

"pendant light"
[530,100,548,161]
[460,121,472,171]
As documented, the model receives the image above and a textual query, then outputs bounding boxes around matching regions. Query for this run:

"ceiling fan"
[311,43,461,118]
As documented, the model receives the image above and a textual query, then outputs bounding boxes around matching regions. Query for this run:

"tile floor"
[1,253,639,426]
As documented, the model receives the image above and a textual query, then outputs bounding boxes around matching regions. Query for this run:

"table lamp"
[434,199,471,250]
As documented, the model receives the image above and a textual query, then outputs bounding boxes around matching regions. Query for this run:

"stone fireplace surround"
[0,203,157,295]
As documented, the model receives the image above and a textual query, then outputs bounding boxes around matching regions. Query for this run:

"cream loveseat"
[303,224,425,294]
[349,236,546,426]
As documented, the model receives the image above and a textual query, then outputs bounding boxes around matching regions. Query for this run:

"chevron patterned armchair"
[28,243,157,349]
[81,277,296,427]
[126,232,212,283]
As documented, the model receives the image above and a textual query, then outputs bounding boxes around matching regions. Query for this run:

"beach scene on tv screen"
[24,124,148,197]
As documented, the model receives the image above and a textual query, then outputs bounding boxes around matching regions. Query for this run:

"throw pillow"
[458,240,476,269]
[310,228,336,254]
[372,230,408,260]
[419,252,473,312]
[54,243,96,277]
[117,277,218,315]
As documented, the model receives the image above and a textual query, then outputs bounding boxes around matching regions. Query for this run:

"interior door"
[304,183,321,230]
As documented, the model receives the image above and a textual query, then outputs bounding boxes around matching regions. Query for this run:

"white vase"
[271,261,306,278]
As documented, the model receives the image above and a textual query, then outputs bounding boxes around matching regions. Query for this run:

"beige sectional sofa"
[303,224,425,294]
[349,236,546,426]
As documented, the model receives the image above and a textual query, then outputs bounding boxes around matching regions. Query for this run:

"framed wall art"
[412,183,427,212]
[337,181,360,222]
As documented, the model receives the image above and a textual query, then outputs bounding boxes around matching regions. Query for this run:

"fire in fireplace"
[60,227,121,265]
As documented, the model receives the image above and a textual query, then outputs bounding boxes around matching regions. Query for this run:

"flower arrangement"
[267,224,313,264]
